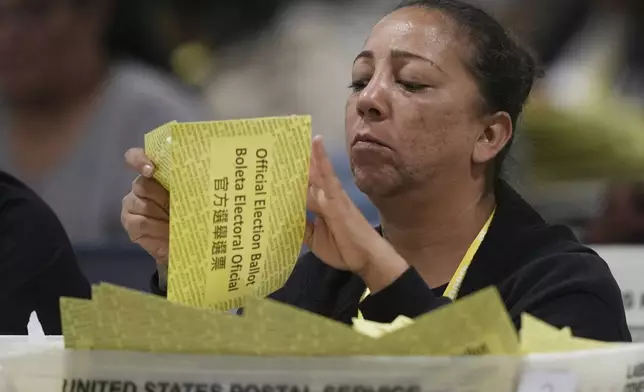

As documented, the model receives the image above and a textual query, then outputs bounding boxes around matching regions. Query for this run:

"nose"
[356,77,390,122]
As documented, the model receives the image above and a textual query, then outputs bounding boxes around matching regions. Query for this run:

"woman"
[121,0,631,341]
[0,170,91,335]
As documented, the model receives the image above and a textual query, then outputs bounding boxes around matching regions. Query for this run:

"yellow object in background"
[523,98,644,182]
[171,41,214,87]
[144,116,311,311]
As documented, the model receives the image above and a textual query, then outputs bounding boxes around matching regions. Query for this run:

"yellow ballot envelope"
[352,287,520,356]
[519,313,613,353]
[60,297,97,350]
[144,116,312,311]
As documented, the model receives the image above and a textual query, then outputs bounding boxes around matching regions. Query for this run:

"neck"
[374,177,496,288]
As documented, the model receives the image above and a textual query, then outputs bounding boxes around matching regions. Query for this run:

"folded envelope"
[519,313,613,354]
[144,116,312,311]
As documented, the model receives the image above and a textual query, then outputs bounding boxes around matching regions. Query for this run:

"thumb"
[125,148,155,178]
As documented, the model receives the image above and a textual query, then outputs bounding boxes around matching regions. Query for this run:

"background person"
[0,0,211,245]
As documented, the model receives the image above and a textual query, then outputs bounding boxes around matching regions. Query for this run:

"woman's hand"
[121,148,170,268]
[305,136,408,292]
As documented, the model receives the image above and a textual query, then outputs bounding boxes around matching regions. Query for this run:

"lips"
[351,133,391,149]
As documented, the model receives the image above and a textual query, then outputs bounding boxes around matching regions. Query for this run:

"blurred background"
[1,0,644,335]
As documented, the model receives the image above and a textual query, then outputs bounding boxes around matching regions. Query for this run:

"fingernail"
[143,164,154,177]
[157,248,167,258]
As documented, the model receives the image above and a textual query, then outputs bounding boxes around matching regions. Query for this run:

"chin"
[352,166,403,198]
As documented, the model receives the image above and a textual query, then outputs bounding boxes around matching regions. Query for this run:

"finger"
[308,146,321,188]
[125,148,155,178]
[306,185,322,215]
[124,192,168,221]
[131,176,170,212]
[307,145,324,213]
[135,236,169,265]
[311,136,342,197]
[121,212,169,242]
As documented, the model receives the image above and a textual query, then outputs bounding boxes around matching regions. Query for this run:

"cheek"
[344,97,358,148]
[397,97,475,165]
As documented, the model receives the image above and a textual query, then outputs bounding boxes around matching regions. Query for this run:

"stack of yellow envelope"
[60,283,615,356]
[61,284,521,356]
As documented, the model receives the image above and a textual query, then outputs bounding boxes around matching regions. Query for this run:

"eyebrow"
[353,49,446,74]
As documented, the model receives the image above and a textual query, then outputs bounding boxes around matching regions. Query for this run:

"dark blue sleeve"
[358,267,451,323]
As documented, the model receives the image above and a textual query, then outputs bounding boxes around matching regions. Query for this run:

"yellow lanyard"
[357,209,496,320]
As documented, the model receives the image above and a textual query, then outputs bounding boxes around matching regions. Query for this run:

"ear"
[472,111,513,165]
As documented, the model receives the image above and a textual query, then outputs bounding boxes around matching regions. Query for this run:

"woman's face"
[345,6,486,198]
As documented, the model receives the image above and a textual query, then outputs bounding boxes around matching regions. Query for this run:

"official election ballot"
[144,117,312,311]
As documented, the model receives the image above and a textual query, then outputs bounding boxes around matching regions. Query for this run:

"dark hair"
[68,0,173,72]
[395,0,540,178]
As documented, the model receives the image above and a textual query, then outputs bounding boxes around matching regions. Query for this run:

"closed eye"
[349,80,430,93]
[397,81,429,92]
[349,80,368,93]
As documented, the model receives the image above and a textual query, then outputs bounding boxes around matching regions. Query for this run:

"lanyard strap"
[356,208,496,320]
